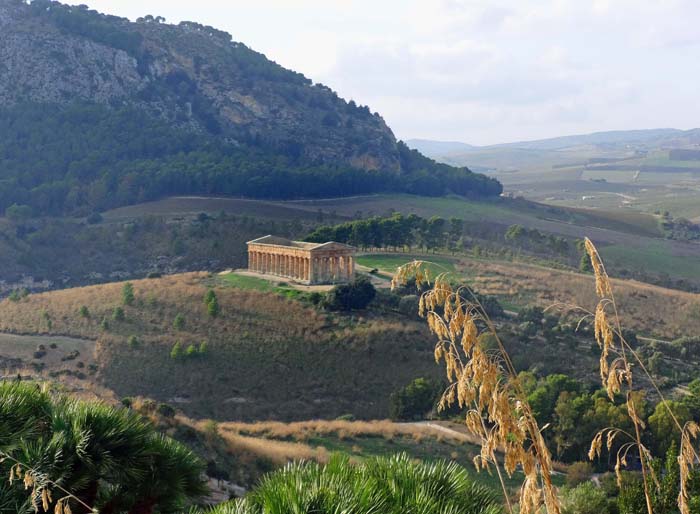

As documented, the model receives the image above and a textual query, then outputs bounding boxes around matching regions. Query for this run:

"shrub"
[122,282,135,306]
[0,382,206,512]
[157,403,176,418]
[147,271,162,279]
[127,335,139,349]
[173,313,185,330]
[215,453,501,514]
[198,341,208,355]
[323,276,376,311]
[560,482,610,514]
[170,341,183,359]
[186,344,198,357]
[207,295,220,318]
[566,461,594,487]
[100,318,110,331]
[79,305,90,318]
[8,288,28,302]
[112,306,125,321]
[389,378,441,421]
[398,294,420,317]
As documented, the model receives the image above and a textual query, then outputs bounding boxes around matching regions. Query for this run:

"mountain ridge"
[0,0,501,216]
[407,127,700,156]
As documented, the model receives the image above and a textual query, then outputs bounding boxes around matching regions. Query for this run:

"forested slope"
[0,0,501,217]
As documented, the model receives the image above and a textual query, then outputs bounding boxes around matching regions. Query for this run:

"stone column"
[304,258,310,282]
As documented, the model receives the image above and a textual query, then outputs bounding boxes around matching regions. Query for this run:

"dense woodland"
[0,102,501,217]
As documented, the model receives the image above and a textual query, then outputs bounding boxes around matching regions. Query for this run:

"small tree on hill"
[122,282,135,306]
[173,313,185,330]
[170,341,183,359]
[207,295,220,318]
[323,276,376,311]
[389,378,441,421]
[112,306,125,322]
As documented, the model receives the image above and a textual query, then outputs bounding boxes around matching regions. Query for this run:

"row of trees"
[306,212,465,252]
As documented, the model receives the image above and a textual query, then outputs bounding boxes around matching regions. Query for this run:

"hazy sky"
[82,0,700,145]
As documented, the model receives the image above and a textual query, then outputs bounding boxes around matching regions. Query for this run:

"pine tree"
[170,341,183,359]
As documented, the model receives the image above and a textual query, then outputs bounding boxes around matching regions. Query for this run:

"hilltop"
[0,272,441,421]
[0,0,500,218]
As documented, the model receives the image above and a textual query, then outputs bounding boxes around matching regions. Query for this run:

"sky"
[82,0,700,146]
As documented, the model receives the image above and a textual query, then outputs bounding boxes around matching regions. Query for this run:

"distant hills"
[0,0,501,217]
[407,128,700,171]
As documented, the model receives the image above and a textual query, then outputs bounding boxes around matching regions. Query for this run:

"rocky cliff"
[0,0,399,171]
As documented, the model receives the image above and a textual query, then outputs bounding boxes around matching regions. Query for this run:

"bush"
[173,313,185,330]
[79,305,90,318]
[323,276,376,311]
[112,306,125,321]
[566,461,594,487]
[170,341,183,359]
[122,282,135,306]
[398,294,420,317]
[100,318,110,331]
[561,482,610,514]
[157,403,176,418]
[186,344,198,357]
[8,288,28,302]
[389,377,441,421]
[127,335,139,349]
[207,295,220,318]
[217,453,501,514]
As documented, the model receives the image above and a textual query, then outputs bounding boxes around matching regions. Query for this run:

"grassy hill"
[0,272,440,421]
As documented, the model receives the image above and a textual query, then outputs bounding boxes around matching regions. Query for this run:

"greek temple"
[247,236,355,285]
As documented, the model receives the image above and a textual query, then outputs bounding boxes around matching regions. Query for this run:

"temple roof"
[247,235,354,252]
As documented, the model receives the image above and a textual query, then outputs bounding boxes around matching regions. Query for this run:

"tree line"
[305,212,466,252]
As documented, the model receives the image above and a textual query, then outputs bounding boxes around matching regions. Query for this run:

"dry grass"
[0,273,439,421]
[458,259,700,338]
[217,419,475,445]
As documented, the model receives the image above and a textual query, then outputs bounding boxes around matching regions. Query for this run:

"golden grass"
[0,273,439,421]
[458,259,700,338]
[217,419,475,445]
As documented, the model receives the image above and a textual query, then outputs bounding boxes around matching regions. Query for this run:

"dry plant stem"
[584,239,654,514]
[1,450,95,513]
[393,261,561,514]
[473,398,514,514]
